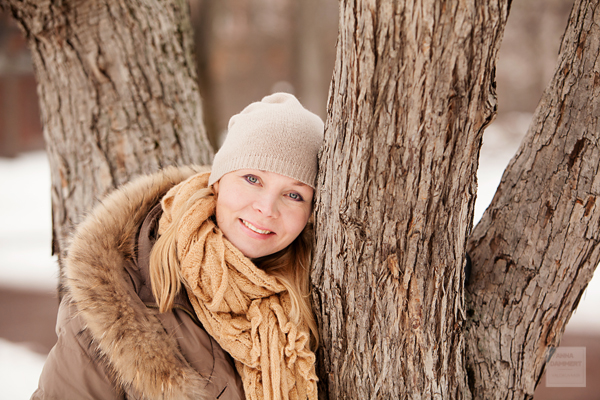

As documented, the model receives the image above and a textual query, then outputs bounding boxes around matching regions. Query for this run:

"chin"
[240,245,283,260]
[235,244,268,260]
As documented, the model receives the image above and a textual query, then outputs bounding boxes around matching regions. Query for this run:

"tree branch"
[466,1,600,398]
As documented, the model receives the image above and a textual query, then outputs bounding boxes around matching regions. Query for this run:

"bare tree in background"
[190,0,220,149]
[189,0,338,144]
[291,0,337,117]
[497,0,575,114]
[3,0,600,399]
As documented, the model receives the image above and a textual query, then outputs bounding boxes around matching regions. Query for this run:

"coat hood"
[64,165,212,399]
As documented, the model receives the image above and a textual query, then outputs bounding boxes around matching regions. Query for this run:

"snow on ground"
[1,121,599,398]
[0,151,58,291]
[0,338,46,400]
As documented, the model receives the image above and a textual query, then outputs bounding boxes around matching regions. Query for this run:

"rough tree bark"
[312,0,509,398]
[3,0,213,291]
[466,1,600,398]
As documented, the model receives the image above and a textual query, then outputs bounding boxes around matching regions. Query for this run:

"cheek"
[214,204,225,232]
[215,195,235,228]
[216,187,240,214]
[286,209,311,237]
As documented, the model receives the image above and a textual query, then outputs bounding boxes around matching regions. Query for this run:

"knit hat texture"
[209,92,324,188]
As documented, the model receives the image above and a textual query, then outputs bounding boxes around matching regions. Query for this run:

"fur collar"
[64,165,210,399]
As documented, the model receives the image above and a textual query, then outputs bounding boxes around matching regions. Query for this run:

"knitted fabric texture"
[158,171,318,400]
[209,92,324,189]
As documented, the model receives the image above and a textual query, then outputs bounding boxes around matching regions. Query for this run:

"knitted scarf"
[158,171,318,400]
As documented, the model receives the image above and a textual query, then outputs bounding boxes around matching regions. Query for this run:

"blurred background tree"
[0,11,43,157]
[497,0,574,113]
[190,0,338,149]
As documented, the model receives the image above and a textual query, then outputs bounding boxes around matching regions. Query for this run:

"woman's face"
[213,169,314,259]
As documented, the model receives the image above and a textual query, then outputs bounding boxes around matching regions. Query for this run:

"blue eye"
[245,175,259,184]
[288,192,303,201]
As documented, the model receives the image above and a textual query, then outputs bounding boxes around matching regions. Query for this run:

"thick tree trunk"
[3,0,213,292]
[313,1,509,398]
[466,0,600,398]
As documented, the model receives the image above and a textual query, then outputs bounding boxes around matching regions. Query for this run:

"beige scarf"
[158,171,318,400]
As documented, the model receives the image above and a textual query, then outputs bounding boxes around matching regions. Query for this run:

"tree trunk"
[3,0,213,293]
[466,0,600,398]
[313,1,509,398]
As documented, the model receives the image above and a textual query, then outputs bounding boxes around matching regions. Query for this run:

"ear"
[212,180,219,195]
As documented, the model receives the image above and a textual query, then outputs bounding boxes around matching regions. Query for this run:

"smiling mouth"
[241,219,273,235]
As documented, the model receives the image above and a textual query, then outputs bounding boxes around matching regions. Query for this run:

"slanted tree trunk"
[312,1,509,398]
[3,0,213,293]
[466,0,600,398]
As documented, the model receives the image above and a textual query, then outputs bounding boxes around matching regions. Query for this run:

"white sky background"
[1,124,599,398]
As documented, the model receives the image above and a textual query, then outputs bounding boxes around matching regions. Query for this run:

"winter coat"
[31,165,245,400]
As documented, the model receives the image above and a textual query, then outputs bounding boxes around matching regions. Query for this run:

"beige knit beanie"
[208,92,324,188]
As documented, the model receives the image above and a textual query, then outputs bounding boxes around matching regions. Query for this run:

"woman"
[32,92,323,400]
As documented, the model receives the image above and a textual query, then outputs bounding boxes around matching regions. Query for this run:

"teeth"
[242,219,272,235]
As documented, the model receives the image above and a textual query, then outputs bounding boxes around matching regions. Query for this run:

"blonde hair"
[149,187,319,350]
[252,221,319,349]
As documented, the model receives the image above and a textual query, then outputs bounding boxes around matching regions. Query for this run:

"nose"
[253,194,279,218]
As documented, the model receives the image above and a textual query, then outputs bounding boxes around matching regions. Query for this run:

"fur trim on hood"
[64,165,210,399]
